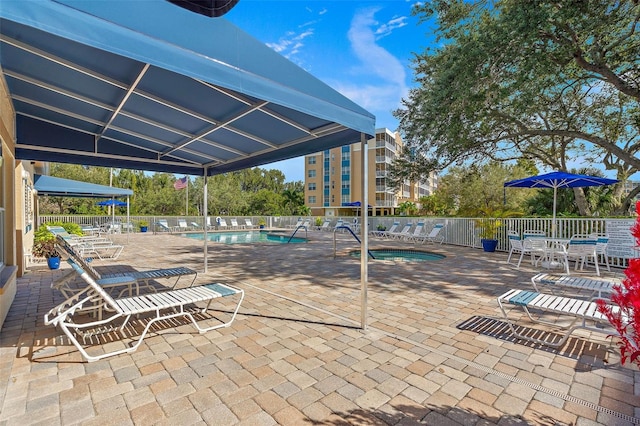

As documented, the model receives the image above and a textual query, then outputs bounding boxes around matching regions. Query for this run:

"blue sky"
[224,1,432,182]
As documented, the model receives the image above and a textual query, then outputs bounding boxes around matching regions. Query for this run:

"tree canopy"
[39,164,307,216]
[392,0,640,214]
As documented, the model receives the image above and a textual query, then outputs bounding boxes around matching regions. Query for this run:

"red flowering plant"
[596,201,640,367]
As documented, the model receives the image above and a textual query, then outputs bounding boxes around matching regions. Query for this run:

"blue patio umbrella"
[504,171,618,237]
[96,199,128,226]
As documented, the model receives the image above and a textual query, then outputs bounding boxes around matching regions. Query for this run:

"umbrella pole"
[552,186,557,238]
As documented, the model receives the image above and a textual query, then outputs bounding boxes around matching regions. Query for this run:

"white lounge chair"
[531,272,619,298]
[44,258,244,362]
[417,224,445,244]
[289,219,303,229]
[245,218,256,229]
[405,221,426,242]
[155,220,173,233]
[190,221,202,229]
[218,218,228,229]
[373,222,399,239]
[48,226,124,260]
[319,219,332,232]
[177,219,190,231]
[497,288,622,348]
[54,236,198,298]
[388,223,413,240]
[230,218,240,229]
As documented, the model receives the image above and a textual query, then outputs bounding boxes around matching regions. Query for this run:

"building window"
[342,194,350,204]
[308,156,316,165]
[308,169,316,178]
[308,182,316,191]
[309,196,316,203]
[342,181,350,190]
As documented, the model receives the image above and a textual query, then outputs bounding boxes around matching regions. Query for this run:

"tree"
[435,161,531,216]
[393,0,639,213]
[397,201,418,216]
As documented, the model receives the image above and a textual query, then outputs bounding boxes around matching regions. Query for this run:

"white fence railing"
[38,215,638,269]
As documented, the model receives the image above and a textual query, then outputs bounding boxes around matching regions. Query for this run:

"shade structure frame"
[1,0,375,176]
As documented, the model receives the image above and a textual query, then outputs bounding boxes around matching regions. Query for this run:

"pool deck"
[1,229,639,425]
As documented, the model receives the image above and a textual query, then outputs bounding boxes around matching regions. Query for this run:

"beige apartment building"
[304,128,437,217]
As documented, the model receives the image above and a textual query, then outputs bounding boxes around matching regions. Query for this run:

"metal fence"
[39,214,638,269]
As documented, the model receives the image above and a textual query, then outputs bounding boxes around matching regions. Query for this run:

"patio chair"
[505,231,541,268]
[531,272,619,299]
[218,218,228,229]
[522,231,548,264]
[230,218,240,229]
[190,221,202,229]
[54,236,198,297]
[589,233,611,272]
[497,288,621,348]
[554,236,600,276]
[44,257,244,362]
[245,218,256,229]
[417,224,445,244]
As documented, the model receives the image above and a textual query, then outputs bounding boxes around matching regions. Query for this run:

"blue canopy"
[34,174,133,198]
[1,0,375,176]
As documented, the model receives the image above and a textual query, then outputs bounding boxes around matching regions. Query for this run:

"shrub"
[596,202,640,368]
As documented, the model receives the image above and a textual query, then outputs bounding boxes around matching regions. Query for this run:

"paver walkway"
[0,230,638,425]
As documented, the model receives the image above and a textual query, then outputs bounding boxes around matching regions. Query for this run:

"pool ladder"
[333,226,375,259]
[287,225,308,243]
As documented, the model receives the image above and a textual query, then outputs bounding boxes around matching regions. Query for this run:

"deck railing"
[38,215,639,269]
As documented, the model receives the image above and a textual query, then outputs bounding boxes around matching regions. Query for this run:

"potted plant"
[475,219,502,252]
[258,219,266,229]
[473,207,521,252]
[138,220,149,233]
[32,231,61,269]
[376,223,387,232]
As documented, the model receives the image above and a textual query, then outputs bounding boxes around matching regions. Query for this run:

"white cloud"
[266,28,315,60]
[375,16,408,39]
[347,8,409,96]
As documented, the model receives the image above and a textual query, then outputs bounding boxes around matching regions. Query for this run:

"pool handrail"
[333,226,375,259]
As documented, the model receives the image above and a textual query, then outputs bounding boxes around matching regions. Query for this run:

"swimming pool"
[182,231,307,244]
[349,249,445,262]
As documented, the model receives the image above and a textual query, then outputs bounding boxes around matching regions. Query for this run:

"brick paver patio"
[0,229,638,425]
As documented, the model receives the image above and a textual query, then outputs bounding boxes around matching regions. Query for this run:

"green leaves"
[395,0,640,212]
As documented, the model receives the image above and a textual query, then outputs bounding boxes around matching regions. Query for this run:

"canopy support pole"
[126,195,130,244]
[203,170,208,273]
[360,132,368,330]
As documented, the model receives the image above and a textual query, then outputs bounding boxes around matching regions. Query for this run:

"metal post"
[203,170,208,273]
[360,133,368,330]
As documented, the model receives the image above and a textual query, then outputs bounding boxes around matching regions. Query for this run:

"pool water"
[182,231,307,244]
[350,249,445,262]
